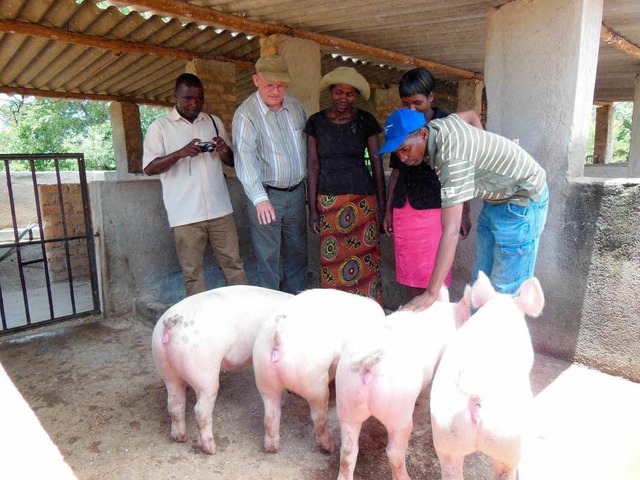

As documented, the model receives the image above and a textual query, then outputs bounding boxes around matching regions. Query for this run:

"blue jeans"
[472,186,549,294]
[247,184,308,294]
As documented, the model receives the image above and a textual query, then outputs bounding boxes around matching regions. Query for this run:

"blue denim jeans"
[247,184,308,294]
[472,186,549,294]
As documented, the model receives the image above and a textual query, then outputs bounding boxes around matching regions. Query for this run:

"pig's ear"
[514,277,545,317]
[471,271,496,309]
[455,285,473,327]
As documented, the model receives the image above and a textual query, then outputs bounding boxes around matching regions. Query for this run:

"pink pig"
[430,272,545,480]
[252,288,387,453]
[151,285,293,454]
[335,288,472,480]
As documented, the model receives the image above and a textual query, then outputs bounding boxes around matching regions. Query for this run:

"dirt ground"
[0,315,486,480]
[1,314,640,480]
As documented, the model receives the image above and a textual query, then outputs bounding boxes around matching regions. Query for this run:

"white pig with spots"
[335,287,472,480]
[252,288,386,454]
[430,272,545,480]
[151,285,293,454]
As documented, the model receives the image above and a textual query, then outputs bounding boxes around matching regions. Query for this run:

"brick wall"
[122,102,143,174]
[186,59,237,177]
[38,184,90,282]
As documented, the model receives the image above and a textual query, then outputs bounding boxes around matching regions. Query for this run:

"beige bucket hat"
[319,67,371,100]
[255,55,291,83]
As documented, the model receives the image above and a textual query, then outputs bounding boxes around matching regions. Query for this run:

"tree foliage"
[0,96,167,171]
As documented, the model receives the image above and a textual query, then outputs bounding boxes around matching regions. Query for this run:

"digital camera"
[196,141,216,153]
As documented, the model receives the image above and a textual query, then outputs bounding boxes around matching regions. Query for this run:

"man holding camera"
[143,73,247,296]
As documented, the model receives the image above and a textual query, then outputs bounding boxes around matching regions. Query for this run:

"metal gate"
[0,154,100,334]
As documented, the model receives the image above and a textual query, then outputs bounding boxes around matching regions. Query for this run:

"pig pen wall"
[90,176,640,382]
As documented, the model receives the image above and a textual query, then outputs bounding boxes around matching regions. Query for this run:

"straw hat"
[319,67,371,100]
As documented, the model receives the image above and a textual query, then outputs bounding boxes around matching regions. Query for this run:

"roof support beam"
[114,0,483,80]
[601,24,640,61]
[0,86,173,107]
[0,19,255,70]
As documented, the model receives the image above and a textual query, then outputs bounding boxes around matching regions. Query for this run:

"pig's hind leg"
[260,385,284,453]
[304,377,336,453]
[436,451,465,480]
[192,374,221,454]
[336,420,362,480]
[386,424,413,480]
[253,356,286,453]
[164,377,188,443]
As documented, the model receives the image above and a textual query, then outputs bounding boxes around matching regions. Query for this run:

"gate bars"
[0,154,100,333]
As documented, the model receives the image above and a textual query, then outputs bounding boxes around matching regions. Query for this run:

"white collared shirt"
[143,108,233,227]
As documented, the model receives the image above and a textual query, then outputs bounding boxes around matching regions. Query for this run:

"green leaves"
[0,96,166,171]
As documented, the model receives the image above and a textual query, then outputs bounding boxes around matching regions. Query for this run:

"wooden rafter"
[112,0,483,80]
[0,19,255,71]
[601,24,640,61]
[0,86,173,107]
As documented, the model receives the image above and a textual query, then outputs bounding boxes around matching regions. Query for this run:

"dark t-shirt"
[304,109,382,195]
[389,107,449,210]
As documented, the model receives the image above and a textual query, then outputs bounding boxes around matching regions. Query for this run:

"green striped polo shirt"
[426,114,547,208]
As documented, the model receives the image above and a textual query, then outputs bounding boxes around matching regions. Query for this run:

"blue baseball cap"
[378,109,427,154]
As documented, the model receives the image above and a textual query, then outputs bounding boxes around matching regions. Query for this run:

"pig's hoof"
[264,438,279,453]
[318,437,336,454]
[198,438,217,455]
[171,432,187,443]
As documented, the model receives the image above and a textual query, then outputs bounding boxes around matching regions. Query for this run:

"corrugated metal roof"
[0,0,638,105]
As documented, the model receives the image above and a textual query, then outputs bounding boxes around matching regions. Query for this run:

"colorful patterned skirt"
[318,193,383,306]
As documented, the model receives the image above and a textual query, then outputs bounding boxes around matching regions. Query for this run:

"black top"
[389,107,449,210]
[304,109,382,195]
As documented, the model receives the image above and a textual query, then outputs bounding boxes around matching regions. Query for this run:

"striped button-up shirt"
[232,92,307,205]
[426,114,546,208]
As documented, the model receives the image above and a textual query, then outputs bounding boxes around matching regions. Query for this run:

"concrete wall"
[4,165,639,381]
[87,174,640,382]
[89,174,405,316]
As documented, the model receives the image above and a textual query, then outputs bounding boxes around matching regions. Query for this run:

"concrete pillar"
[475,0,603,361]
[485,0,602,180]
[109,102,143,179]
[629,74,640,177]
[457,79,484,114]
[186,59,236,138]
[593,103,614,164]
[260,35,321,116]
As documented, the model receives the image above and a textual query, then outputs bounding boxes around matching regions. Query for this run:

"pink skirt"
[393,202,452,289]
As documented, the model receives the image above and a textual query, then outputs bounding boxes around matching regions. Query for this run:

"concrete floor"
[0,314,639,480]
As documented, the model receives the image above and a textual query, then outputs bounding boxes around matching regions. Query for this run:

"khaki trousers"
[173,214,248,296]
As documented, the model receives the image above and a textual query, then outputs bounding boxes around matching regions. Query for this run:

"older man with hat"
[378,108,548,312]
[232,55,308,294]
[304,67,386,305]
